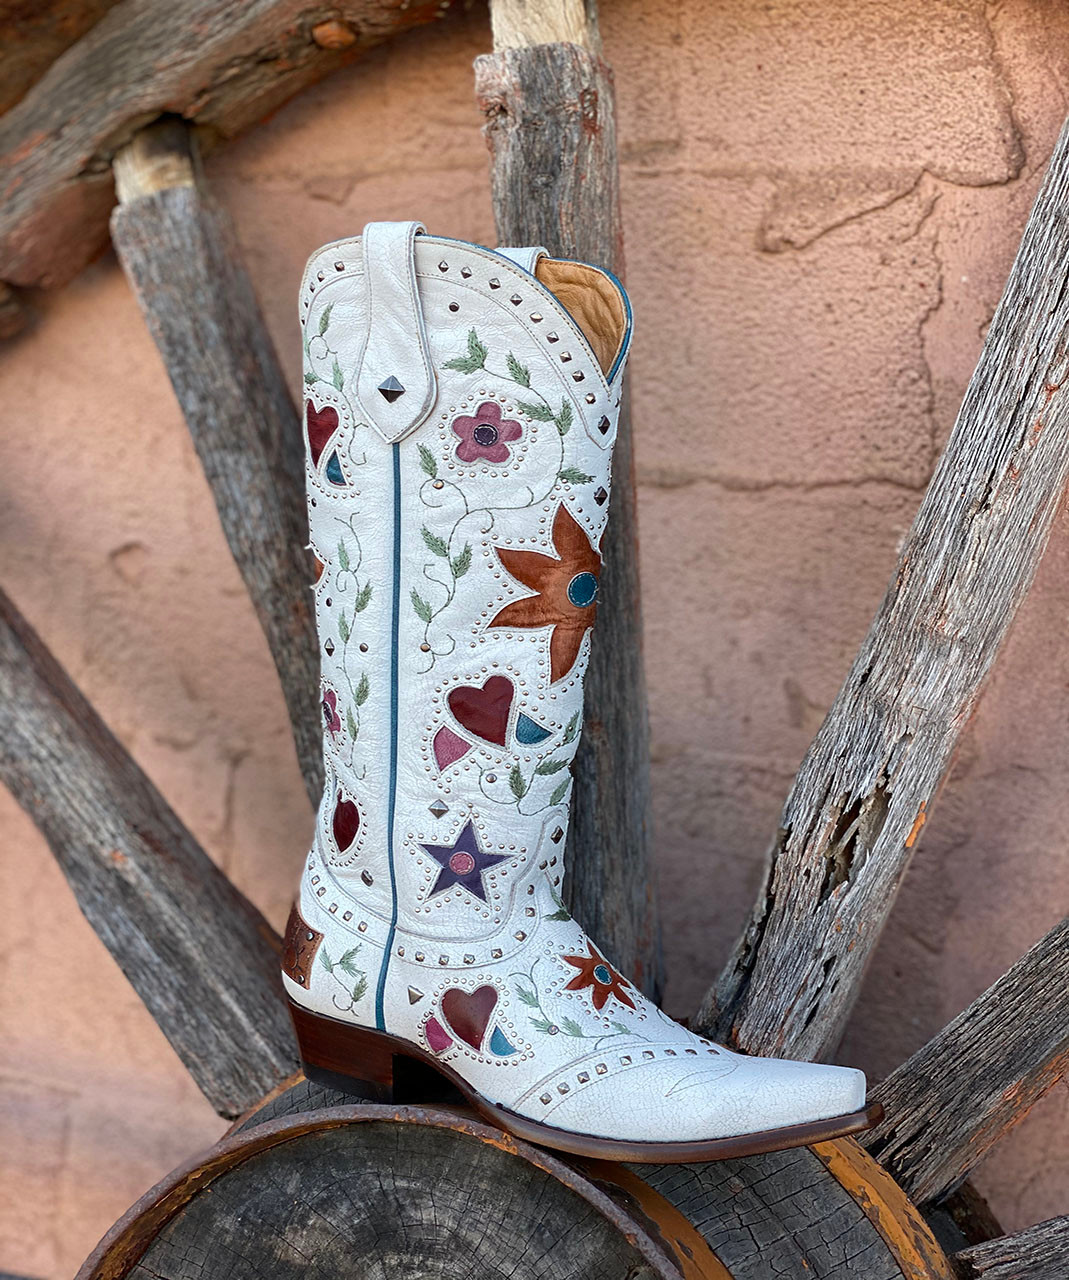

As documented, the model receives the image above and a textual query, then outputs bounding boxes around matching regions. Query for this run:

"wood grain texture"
[0,0,451,289]
[475,37,662,998]
[110,123,322,805]
[700,113,1069,1059]
[862,917,1069,1206]
[0,0,121,115]
[0,586,297,1117]
[631,1141,947,1280]
[79,1100,678,1280]
[952,1217,1069,1279]
[489,0,601,52]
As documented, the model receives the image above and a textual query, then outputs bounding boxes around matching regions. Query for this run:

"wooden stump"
[79,1080,955,1280]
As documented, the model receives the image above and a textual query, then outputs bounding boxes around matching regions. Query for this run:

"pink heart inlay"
[425,1016,453,1054]
[433,725,471,771]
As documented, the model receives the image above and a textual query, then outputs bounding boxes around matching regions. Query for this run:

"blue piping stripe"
[375,442,402,1031]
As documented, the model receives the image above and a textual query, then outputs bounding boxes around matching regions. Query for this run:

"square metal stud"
[378,375,406,402]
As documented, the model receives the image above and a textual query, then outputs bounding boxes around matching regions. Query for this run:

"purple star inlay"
[420,819,508,901]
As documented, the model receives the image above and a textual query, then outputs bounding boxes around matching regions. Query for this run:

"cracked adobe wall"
[0,1,1067,1274]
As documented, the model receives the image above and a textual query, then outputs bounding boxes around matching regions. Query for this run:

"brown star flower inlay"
[488,504,600,682]
[562,941,635,1012]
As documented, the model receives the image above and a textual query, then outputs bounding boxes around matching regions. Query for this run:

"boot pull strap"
[354,221,438,443]
[496,245,548,274]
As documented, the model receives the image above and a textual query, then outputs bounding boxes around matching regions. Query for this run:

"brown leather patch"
[282,902,322,988]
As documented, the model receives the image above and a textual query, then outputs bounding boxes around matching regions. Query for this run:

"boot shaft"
[300,223,632,949]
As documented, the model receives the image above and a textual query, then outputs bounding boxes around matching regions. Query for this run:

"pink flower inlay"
[451,401,522,464]
[322,686,341,737]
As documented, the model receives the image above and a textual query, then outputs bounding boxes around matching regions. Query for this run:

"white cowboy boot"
[282,221,878,1161]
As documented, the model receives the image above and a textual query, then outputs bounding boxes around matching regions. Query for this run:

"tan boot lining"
[535,258,628,376]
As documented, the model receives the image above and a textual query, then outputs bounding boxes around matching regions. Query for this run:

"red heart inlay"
[440,984,499,1051]
[448,676,514,747]
[306,401,339,468]
[332,793,359,852]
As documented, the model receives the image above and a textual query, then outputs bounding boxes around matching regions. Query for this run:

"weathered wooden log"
[952,1217,1069,1279]
[700,112,1069,1059]
[476,3,662,997]
[862,917,1069,1206]
[0,0,452,291]
[81,1075,960,1280]
[78,1096,682,1280]
[0,0,121,115]
[110,119,322,806]
[0,585,297,1117]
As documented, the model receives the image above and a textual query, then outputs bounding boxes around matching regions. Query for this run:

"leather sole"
[289,999,883,1163]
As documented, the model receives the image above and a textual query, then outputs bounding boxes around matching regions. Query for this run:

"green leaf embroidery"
[318,302,334,336]
[517,400,555,421]
[443,328,487,374]
[558,467,593,486]
[351,974,368,1004]
[338,945,362,976]
[450,543,472,579]
[353,581,372,612]
[506,352,531,387]
[337,613,351,643]
[411,590,433,623]
[354,673,369,707]
[530,1016,553,1033]
[346,708,358,739]
[516,986,540,1008]
[418,444,438,478]
[304,371,319,385]
[549,778,571,807]
[509,764,528,800]
[338,540,350,572]
[467,328,488,366]
[534,757,568,776]
[421,526,450,558]
[560,1017,585,1038]
[331,358,344,390]
[319,948,334,974]
[556,401,573,435]
[562,710,581,744]
[610,1021,630,1035]
[546,907,571,921]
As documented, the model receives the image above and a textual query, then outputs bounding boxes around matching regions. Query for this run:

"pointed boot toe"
[283,222,878,1163]
[699,1055,869,1138]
